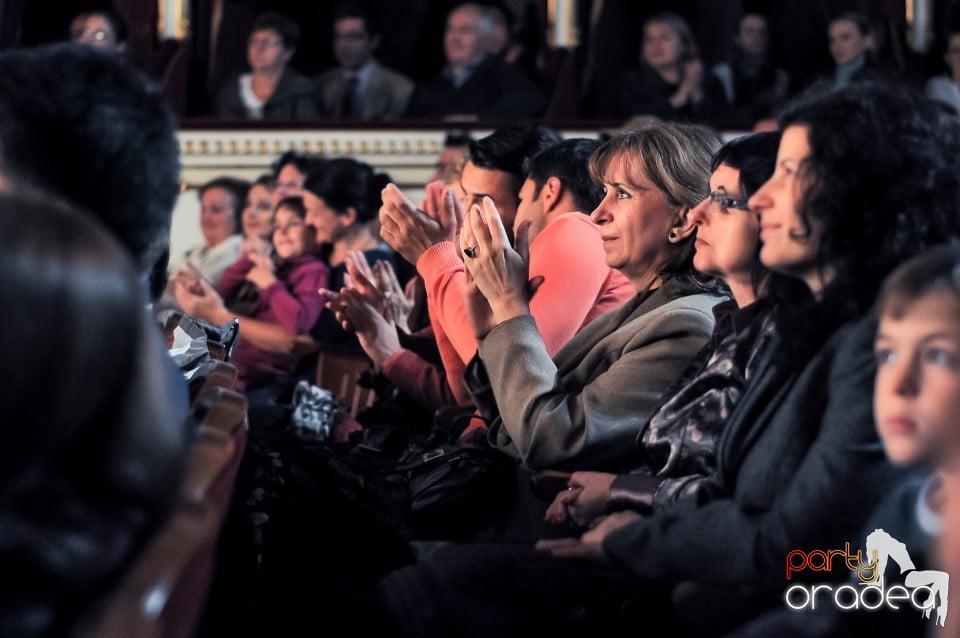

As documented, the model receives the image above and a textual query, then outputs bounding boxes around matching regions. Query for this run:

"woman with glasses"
[212,11,319,121]
[544,131,792,530]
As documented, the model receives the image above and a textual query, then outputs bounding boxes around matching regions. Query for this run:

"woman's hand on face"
[459,197,535,324]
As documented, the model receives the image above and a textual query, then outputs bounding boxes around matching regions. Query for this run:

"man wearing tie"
[318,2,415,120]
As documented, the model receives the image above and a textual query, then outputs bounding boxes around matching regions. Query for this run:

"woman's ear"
[668,207,696,243]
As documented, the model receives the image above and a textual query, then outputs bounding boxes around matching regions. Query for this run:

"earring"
[668,230,678,242]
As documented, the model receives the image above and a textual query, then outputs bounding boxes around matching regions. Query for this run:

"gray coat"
[468,277,724,471]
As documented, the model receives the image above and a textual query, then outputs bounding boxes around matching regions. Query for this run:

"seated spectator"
[712,12,790,122]
[241,174,276,255]
[0,192,189,638]
[726,243,960,637]
[377,125,562,405]
[451,122,726,471]
[925,28,960,118]
[169,176,248,287]
[343,136,637,419]
[545,130,784,529]
[172,157,397,359]
[68,7,127,55]
[602,11,728,123]
[212,11,319,121]
[810,11,885,91]
[270,150,323,208]
[372,79,960,638]
[431,131,474,186]
[317,1,415,119]
[404,2,546,120]
[208,196,329,395]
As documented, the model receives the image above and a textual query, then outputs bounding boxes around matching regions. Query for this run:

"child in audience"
[728,242,960,636]
[213,196,329,395]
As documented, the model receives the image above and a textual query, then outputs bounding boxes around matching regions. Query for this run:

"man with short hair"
[379,127,633,409]
[318,1,415,119]
[404,2,546,119]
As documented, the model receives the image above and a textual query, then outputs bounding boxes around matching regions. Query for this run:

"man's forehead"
[460,162,513,195]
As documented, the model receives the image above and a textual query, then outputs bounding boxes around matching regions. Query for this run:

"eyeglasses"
[708,188,750,212]
[72,28,114,44]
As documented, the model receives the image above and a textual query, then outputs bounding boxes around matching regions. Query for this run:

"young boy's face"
[874,290,960,465]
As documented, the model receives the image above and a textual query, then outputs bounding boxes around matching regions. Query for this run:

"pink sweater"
[416,212,635,407]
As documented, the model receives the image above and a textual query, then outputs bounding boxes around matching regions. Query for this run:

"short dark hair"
[270,151,323,181]
[275,195,307,219]
[252,11,300,49]
[469,125,562,195]
[829,10,873,36]
[875,242,960,320]
[199,176,250,231]
[304,157,391,224]
[523,138,603,213]
[333,1,380,37]
[0,44,180,301]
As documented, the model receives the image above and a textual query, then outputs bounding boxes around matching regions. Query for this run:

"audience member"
[68,7,127,54]
[241,174,276,254]
[270,150,322,208]
[374,78,960,637]
[212,11,320,121]
[343,135,636,424]
[318,1,415,119]
[452,122,725,470]
[727,242,960,637]
[712,12,790,122]
[601,11,727,123]
[431,131,474,185]
[404,2,546,120]
[209,196,329,395]
[0,193,189,638]
[378,125,561,405]
[0,43,181,304]
[925,28,960,118]
[169,176,248,287]
[544,131,784,529]
[810,11,884,91]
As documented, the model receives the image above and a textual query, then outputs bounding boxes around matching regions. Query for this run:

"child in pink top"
[216,196,329,391]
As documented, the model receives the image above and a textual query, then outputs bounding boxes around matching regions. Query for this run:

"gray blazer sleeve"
[479,293,719,471]
[602,317,905,588]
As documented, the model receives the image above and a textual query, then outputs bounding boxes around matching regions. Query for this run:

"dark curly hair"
[775,78,960,326]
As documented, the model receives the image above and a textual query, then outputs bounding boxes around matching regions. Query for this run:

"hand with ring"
[459,196,536,326]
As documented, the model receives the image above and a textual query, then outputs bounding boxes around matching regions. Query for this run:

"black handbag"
[397,440,518,539]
